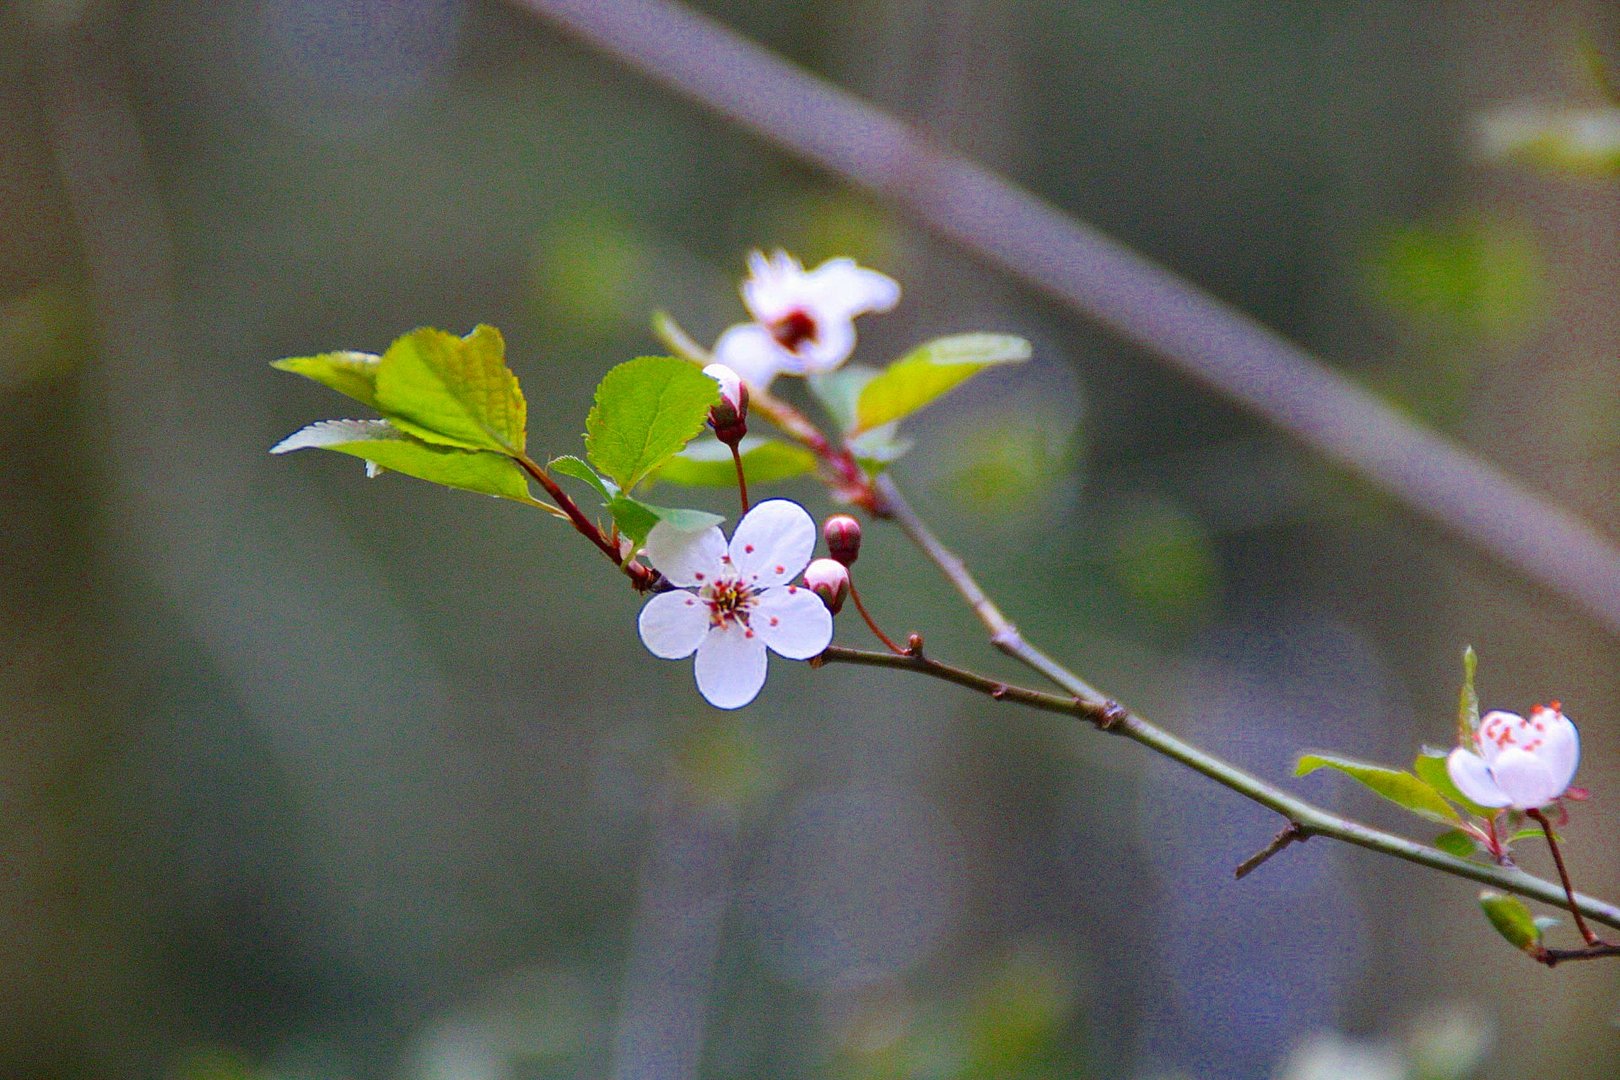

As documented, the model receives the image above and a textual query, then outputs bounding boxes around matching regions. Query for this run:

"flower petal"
[1446,747,1512,808]
[794,316,856,375]
[804,256,901,319]
[638,589,710,659]
[1474,710,1524,767]
[645,520,727,588]
[694,622,769,709]
[741,249,804,322]
[727,499,817,588]
[713,322,788,389]
[753,584,834,659]
[1490,747,1563,809]
[1537,708,1580,795]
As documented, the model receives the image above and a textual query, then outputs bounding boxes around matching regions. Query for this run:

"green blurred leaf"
[853,334,1031,434]
[549,454,616,501]
[652,436,818,487]
[0,280,94,389]
[1508,826,1559,844]
[374,325,527,453]
[608,494,723,551]
[941,419,1067,512]
[1109,501,1219,625]
[1296,754,1461,823]
[585,356,718,491]
[271,350,382,410]
[270,419,537,502]
[1433,829,1478,858]
[1413,750,1494,818]
[1457,645,1480,743]
[847,426,913,472]
[1578,33,1620,106]
[1478,891,1542,952]
[808,365,878,433]
[1365,217,1545,344]
[532,210,647,336]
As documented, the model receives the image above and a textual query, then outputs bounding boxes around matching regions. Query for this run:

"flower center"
[768,308,819,353]
[703,577,756,629]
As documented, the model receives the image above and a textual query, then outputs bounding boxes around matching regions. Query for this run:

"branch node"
[1234,822,1307,879]
[990,683,1009,700]
[1097,700,1128,731]
[905,633,924,657]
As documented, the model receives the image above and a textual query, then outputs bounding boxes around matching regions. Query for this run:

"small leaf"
[374,325,527,453]
[1478,891,1542,952]
[1413,749,1495,818]
[608,494,723,551]
[652,436,819,487]
[271,350,382,410]
[1458,645,1479,743]
[853,333,1031,434]
[808,365,878,433]
[1433,829,1478,858]
[585,356,719,491]
[1296,753,1461,823]
[549,454,616,501]
[1508,826,1560,844]
[847,427,913,472]
[271,419,535,502]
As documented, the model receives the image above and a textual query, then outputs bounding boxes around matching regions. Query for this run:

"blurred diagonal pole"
[512,0,1620,636]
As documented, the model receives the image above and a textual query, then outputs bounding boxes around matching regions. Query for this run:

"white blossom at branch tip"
[702,363,744,413]
[1446,703,1580,811]
[637,499,832,709]
[711,249,900,387]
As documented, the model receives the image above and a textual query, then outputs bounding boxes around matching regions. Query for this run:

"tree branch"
[509,0,1620,639]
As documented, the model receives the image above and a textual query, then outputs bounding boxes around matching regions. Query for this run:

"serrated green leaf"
[608,494,723,551]
[585,356,718,492]
[373,325,526,453]
[1434,829,1478,858]
[652,437,819,487]
[1458,645,1479,743]
[271,350,382,410]
[549,454,616,501]
[1479,891,1542,952]
[270,419,536,502]
[1296,753,1461,823]
[853,333,1031,434]
[808,365,878,433]
[1413,749,1495,818]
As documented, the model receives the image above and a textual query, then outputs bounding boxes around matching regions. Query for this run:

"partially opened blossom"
[638,499,833,709]
[712,250,900,387]
[1447,703,1580,810]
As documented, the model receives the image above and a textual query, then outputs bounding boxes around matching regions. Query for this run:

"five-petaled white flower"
[1447,703,1580,811]
[712,250,900,388]
[638,499,834,709]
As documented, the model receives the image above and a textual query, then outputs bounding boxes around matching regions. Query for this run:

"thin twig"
[1529,807,1602,946]
[815,645,1620,931]
[847,582,905,655]
[1234,823,1309,880]
[510,0,1620,639]
[1540,941,1620,967]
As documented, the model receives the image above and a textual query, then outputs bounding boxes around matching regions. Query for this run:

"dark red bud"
[823,514,862,566]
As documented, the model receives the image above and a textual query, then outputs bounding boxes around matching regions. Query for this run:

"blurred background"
[4,0,1620,1077]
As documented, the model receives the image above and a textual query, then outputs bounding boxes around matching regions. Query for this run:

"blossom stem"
[515,453,657,589]
[1529,807,1601,945]
[730,443,750,513]
[816,645,1620,933]
[847,581,905,655]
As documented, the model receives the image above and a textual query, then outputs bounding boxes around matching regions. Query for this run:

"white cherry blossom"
[637,499,833,709]
[1447,703,1580,811]
[712,250,900,388]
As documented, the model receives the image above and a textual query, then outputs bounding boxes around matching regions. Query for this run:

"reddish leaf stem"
[1529,807,1601,946]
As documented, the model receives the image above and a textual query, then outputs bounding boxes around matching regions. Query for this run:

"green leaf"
[853,333,1031,434]
[271,350,382,410]
[608,494,723,551]
[585,356,718,491]
[847,427,913,472]
[1478,891,1542,952]
[548,454,616,501]
[1508,826,1560,844]
[373,325,527,454]
[652,437,819,487]
[271,419,535,502]
[808,365,878,433]
[1412,749,1494,818]
[1296,753,1461,823]
[1433,829,1478,858]
[1458,645,1480,743]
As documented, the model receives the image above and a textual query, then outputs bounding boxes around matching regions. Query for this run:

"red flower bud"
[823,514,862,566]
[703,363,749,446]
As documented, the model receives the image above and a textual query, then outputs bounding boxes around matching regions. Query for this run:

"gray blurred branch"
[510,0,1620,636]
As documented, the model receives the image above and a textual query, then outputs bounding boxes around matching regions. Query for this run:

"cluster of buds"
[805,514,861,614]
